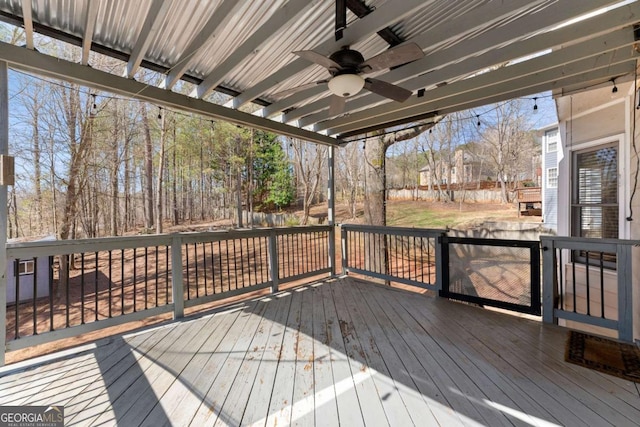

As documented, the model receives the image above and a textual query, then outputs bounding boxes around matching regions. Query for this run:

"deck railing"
[541,235,638,342]
[3,226,331,358]
[6,224,637,364]
[340,224,445,291]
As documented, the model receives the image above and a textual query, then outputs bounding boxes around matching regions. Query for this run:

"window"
[547,167,558,188]
[18,260,35,275]
[464,165,472,182]
[571,144,618,265]
[546,129,559,153]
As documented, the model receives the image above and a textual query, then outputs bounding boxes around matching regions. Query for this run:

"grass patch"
[386,200,518,229]
[387,206,451,228]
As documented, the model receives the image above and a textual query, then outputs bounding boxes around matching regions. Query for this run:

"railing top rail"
[6,225,333,258]
[179,225,330,244]
[444,236,539,247]
[540,235,640,247]
[7,234,174,258]
[273,225,332,235]
[340,223,447,237]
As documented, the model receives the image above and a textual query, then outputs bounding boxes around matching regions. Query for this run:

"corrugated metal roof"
[0,0,635,144]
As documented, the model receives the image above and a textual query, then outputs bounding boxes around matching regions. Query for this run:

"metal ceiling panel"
[0,0,636,143]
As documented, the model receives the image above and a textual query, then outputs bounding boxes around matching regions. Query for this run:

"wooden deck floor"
[1,277,639,426]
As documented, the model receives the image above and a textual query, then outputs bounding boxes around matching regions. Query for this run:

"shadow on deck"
[1,277,639,426]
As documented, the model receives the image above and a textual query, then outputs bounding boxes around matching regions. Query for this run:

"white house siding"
[631,91,640,345]
[556,81,638,341]
[541,126,560,231]
[542,156,557,228]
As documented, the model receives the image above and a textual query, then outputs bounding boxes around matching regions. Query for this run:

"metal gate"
[440,236,541,316]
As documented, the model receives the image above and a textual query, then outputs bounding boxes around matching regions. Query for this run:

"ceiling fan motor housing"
[329,48,365,74]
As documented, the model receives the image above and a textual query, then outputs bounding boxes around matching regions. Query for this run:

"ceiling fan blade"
[364,78,413,103]
[272,79,329,98]
[294,50,342,71]
[360,42,425,73]
[329,95,346,116]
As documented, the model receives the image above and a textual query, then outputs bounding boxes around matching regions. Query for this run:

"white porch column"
[328,146,336,276]
[0,61,8,366]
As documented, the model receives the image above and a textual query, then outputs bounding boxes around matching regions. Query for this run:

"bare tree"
[363,126,431,278]
[290,138,327,225]
[155,110,166,233]
[141,103,155,229]
[476,100,535,203]
[336,141,363,219]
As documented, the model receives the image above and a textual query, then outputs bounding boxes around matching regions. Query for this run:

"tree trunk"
[32,104,42,234]
[123,120,131,232]
[236,166,243,228]
[172,140,178,226]
[142,103,154,229]
[364,138,387,227]
[59,86,92,284]
[155,111,166,233]
[9,186,19,238]
[110,104,119,236]
[200,144,205,221]
[363,127,431,281]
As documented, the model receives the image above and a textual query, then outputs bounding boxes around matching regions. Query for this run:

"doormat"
[565,331,640,383]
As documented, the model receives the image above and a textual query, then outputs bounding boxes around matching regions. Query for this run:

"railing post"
[541,236,558,325]
[617,244,633,342]
[435,234,445,295]
[268,229,279,293]
[0,62,9,367]
[341,225,348,275]
[171,235,184,319]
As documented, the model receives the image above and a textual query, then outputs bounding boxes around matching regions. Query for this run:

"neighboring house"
[6,236,54,305]
[419,149,478,187]
[555,80,639,341]
[540,124,560,230]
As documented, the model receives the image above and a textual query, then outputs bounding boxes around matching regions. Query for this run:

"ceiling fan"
[277,43,425,116]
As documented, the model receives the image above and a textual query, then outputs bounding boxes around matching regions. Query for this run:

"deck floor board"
[378,284,559,425]
[398,282,634,426]
[2,277,639,427]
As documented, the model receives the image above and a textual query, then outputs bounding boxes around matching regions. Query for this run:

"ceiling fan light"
[328,74,365,97]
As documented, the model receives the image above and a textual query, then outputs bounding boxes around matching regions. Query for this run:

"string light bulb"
[158,107,163,120]
[611,78,618,94]
[533,97,538,112]
[476,115,481,127]
[91,93,97,110]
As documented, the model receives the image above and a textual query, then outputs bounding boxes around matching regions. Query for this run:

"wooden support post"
[617,244,633,342]
[341,225,348,275]
[541,236,558,325]
[327,146,336,276]
[435,234,446,295]
[171,235,184,319]
[268,229,279,293]
[0,61,8,366]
